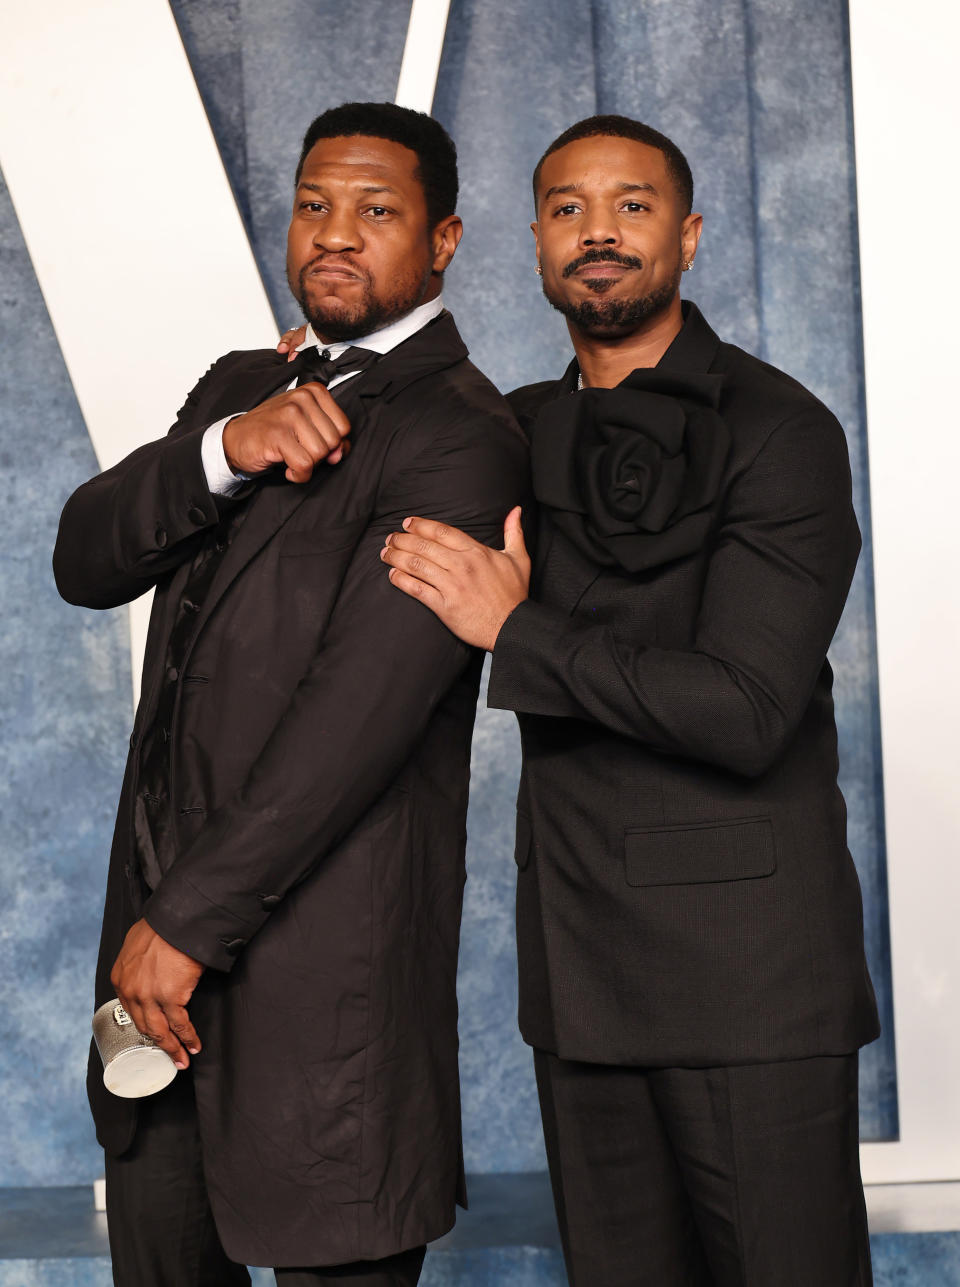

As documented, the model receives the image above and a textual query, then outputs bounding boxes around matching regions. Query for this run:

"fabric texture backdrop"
[0,0,894,1186]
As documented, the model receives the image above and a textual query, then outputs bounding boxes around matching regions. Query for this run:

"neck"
[572,295,684,388]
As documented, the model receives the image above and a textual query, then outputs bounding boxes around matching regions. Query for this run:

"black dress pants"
[104,1073,425,1287]
[534,1049,873,1287]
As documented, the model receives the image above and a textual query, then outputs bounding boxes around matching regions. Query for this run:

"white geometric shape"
[850,0,960,1183]
[396,0,453,113]
[0,0,277,706]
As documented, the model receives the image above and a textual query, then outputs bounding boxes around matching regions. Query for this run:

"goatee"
[543,258,681,338]
[289,259,433,342]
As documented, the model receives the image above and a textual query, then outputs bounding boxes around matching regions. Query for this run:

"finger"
[399,517,477,550]
[382,530,457,571]
[380,543,448,589]
[386,566,446,613]
[277,326,304,354]
[166,1004,202,1056]
[274,431,318,484]
[325,439,351,466]
[298,383,352,439]
[138,1000,190,1070]
[502,505,527,556]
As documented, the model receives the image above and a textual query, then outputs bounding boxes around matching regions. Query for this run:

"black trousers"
[104,1073,425,1287]
[534,1049,873,1287]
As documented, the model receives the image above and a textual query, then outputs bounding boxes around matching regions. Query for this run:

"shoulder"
[389,356,528,456]
[713,340,849,473]
[716,341,839,431]
[506,380,563,434]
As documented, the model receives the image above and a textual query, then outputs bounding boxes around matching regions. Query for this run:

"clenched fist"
[222,382,352,484]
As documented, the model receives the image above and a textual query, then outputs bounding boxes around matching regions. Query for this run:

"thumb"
[502,505,526,556]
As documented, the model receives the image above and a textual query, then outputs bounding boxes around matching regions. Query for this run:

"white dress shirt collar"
[297,294,445,359]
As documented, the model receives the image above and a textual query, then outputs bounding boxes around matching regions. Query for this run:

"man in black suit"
[381,115,878,1285]
[54,102,526,1286]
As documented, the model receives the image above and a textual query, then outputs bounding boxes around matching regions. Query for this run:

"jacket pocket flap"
[624,817,776,887]
[515,810,532,870]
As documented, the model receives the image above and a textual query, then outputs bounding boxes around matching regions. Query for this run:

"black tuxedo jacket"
[489,302,879,1068]
[54,312,528,1267]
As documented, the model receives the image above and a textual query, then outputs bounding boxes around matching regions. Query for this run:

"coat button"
[155,525,168,549]
[260,895,281,911]
[188,506,207,525]
[218,937,245,956]
[166,666,179,682]
[182,599,200,615]
[129,732,137,749]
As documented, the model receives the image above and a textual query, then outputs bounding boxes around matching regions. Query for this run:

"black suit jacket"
[54,312,528,1267]
[489,302,879,1067]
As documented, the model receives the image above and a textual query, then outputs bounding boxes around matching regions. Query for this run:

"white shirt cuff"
[201,418,249,496]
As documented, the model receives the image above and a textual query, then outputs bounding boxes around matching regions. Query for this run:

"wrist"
[221,416,244,476]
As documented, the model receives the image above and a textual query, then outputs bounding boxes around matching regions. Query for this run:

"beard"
[543,248,682,338]
[289,256,434,342]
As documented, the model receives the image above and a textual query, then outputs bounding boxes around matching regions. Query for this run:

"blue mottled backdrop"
[0,0,893,1189]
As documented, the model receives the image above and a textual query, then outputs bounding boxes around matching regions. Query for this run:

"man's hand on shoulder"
[381,507,530,651]
[110,919,205,1070]
[222,382,352,483]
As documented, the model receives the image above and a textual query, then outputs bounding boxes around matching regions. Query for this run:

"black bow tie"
[291,344,379,388]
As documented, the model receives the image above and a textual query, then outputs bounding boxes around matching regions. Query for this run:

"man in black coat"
[54,102,526,1286]
[381,115,878,1285]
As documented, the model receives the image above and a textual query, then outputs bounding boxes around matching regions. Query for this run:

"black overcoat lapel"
[185,312,469,648]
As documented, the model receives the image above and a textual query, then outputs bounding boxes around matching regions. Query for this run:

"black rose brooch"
[530,369,731,573]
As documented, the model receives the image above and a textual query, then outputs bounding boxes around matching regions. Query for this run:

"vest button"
[166,666,179,682]
[155,526,168,549]
[188,505,207,525]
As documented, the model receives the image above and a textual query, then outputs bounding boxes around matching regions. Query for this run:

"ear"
[431,215,464,273]
[530,220,542,272]
[680,212,703,267]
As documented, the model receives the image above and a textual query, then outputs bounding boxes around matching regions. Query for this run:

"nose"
[580,202,620,249]
[314,207,362,253]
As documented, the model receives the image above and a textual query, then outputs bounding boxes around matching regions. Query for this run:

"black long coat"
[54,312,528,1267]
[489,302,879,1067]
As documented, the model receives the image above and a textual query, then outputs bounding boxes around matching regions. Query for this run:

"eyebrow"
[297,181,400,196]
[542,180,660,201]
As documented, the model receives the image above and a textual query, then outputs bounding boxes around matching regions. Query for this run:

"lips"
[308,264,359,279]
[304,257,362,282]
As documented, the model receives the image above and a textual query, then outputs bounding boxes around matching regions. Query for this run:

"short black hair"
[533,114,694,216]
[296,102,458,229]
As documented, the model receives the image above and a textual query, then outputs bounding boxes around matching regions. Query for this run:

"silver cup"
[92,999,178,1098]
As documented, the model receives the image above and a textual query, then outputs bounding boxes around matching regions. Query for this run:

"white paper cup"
[92,999,178,1098]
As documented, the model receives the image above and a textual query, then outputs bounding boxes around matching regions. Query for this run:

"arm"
[142,409,527,971]
[386,411,860,779]
[52,358,234,609]
[53,359,350,610]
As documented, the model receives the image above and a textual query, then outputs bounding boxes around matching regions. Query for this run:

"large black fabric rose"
[530,368,731,573]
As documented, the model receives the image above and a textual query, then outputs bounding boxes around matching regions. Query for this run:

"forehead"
[537,135,673,202]
[298,134,422,193]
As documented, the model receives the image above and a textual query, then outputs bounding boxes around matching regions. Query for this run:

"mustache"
[562,248,644,278]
